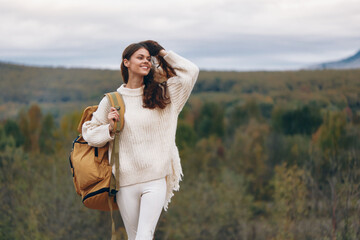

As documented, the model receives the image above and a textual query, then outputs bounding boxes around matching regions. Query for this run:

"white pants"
[116,178,166,240]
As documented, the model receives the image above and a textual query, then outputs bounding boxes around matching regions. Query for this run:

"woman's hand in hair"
[141,40,175,80]
[159,49,168,57]
[141,40,164,56]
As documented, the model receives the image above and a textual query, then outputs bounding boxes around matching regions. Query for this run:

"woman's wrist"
[109,124,114,133]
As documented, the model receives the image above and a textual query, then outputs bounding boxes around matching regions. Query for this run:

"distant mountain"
[309,50,360,70]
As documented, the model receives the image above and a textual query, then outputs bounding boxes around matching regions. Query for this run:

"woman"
[82,40,199,240]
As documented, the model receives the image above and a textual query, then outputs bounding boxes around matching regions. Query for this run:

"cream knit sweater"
[82,51,199,210]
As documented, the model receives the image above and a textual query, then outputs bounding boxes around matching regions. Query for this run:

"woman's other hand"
[140,40,165,56]
[108,107,120,132]
[141,40,173,79]
[158,49,167,57]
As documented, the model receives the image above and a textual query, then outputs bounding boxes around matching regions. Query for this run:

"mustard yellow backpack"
[69,92,125,211]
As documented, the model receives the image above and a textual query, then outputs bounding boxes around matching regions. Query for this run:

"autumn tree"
[311,111,348,240]
[272,163,308,240]
[227,118,270,200]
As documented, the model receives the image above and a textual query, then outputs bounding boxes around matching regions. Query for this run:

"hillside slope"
[1,61,360,120]
[309,50,360,70]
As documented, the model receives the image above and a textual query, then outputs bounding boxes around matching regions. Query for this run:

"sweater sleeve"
[163,51,199,113]
[82,96,114,147]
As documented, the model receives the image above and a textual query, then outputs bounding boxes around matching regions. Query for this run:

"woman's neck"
[126,74,144,89]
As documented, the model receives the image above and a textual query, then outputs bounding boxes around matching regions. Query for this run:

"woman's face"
[124,48,152,77]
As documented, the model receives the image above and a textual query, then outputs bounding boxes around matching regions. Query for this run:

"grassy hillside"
[0,62,121,119]
[1,62,360,120]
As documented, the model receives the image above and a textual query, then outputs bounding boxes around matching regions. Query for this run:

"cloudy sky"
[1,0,359,71]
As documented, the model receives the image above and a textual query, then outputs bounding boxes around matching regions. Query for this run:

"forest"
[0,62,360,239]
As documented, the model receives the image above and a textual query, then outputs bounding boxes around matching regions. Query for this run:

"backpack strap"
[105,92,125,240]
[108,197,117,240]
[105,92,125,191]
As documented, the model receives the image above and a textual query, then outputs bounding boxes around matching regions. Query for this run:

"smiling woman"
[120,42,176,109]
[81,40,199,240]
[124,48,152,76]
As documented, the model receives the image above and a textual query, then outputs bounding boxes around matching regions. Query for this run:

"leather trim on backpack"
[83,187,110,202]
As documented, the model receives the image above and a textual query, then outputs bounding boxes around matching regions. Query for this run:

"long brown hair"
[120,42,176,109]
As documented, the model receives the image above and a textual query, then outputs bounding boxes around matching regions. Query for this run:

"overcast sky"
[1,0,359,71]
